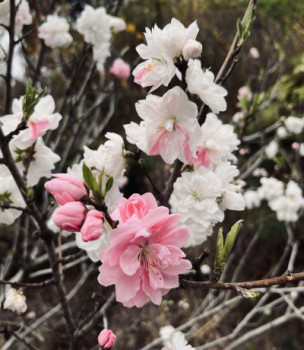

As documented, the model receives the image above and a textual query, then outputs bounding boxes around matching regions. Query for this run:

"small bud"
[80,210,104,242]
[182,39,202,61]
[53,202,87,232]
[98,329,116,349]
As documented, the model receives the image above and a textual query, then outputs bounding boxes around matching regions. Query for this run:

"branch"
[181,271,304,292]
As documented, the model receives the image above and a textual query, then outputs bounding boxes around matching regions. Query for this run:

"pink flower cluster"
[45,174,104,241]
[98,193,192,308]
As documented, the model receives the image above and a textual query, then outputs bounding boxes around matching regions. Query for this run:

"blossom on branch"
[4,288,27,314]
[98,193,191,307]
[38,15,73,48]
[1,95,62,144]
[125,86,201,164]
[98,329,116,349]
[0,167,26,225]
[192,113,240,169]
[186,59,227,114]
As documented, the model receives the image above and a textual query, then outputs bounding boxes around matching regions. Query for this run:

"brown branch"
[4,0,16,114]
[181,271,304,292]
[74,292,116,339]
[0,278,54,288]
[197,0,258,124]
[0,127,76,342]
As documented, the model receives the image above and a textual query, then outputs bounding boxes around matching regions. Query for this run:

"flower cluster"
[132,18,226,112]
[244,177,304,222]
[170,162,244,247]
[76,5,126,71]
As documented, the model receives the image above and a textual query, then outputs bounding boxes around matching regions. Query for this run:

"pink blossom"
[80,210,104,242]
[292,142,300,150]
[45,174,88,205]
[192,146,211,168]
[238,86,253,101]
[110,58,130,80]
[98,329,116,349]
[98,193,191,308]
[52,202,86,232]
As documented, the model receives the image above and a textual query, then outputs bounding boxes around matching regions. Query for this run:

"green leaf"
[105,176,114,194]
[224,220,243,261]
[82,162,96,192]
[215,227,225,268]
[22,80,47,120]
[237,4,255,46]
[237,19,244,42]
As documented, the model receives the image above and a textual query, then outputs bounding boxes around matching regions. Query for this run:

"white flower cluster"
[160,325,194,350]
[66,132,126,261]
[0,95,62,224]
[38,14,72,48]
[75,5,126,71]
[133,18,227,113]
[244,177,304,222]
[170,162,244,247]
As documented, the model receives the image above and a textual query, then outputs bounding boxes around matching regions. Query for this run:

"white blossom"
[136,18,199,60]
[258,177,284,202]
[276,126,288,139]
[284,116,304,134]
[0,168,26,225]
[38,15,73,48]
[215,162,245,211]
[192,113,240,169]
[160,325,194,350]
[186,59,227,114]
[133,56,181,92]
[265,140,278,158]
[170,167,224,247]
[268,180,303,222]
[1,95,62,146]
[4,288,27,314]
[244,190,261,209]
[125,86,201,164]
[10,138,61,186]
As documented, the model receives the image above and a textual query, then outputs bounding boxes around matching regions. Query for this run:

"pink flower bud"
[292,142,300,150]
[53,202,86,232]
[45,174,88,205]
[238,86,253,101]
[80,210,104,242]
[109,58,130,80]
[182,39,202,60]
[98,329,116,349]
[249,47,260,59]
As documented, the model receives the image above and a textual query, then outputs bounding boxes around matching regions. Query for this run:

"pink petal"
[120,245,141,276]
